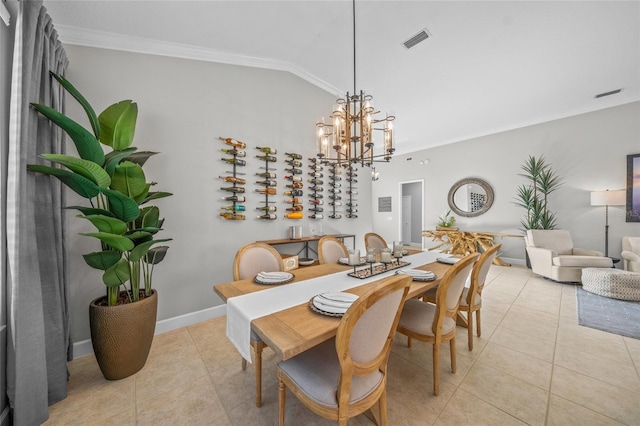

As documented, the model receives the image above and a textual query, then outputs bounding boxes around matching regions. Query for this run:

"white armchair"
[622,236,640,272]
[526,230,613,283]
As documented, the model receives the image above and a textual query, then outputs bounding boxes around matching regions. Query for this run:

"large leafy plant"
[514,155,562,230]
[27,72,171,306]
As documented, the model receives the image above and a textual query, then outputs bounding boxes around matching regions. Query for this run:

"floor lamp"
[590,189,626,257]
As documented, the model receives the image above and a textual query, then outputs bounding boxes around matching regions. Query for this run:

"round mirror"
[447,178,494,217]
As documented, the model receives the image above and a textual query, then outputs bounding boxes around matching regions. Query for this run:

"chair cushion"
[459,287,481,308]
[277,339,383,408]
[553,255,612,268]
[398,299,456,336]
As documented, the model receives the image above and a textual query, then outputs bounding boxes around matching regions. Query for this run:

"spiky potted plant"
[27,72,172,379]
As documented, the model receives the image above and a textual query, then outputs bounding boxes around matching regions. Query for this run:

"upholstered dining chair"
[232,242,284,407]
[364,232,388,253]
[396,253,479,395]
[423,244,501,351]
[277,274,412,426]
[318,236,349,264]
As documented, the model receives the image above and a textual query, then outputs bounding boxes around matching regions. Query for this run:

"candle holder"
[348,248,361,274]
[380,248,393,270]
[366,247,376,274]
[393,241,404,265]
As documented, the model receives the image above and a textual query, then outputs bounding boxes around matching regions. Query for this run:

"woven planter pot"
[89,290,158,380]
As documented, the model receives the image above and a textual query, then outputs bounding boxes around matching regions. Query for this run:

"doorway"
[399,180,424,248]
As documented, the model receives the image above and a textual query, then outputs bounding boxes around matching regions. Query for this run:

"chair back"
[233,242,284,280]
[318,236,349,264]
[432,254,479,334]
[466,244,501,305]
[364,232,388,253]
[334,275,412,414]
[526,230,574,255]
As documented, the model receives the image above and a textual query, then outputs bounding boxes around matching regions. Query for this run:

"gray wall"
[63,45,374,343]
[372,102,640,262]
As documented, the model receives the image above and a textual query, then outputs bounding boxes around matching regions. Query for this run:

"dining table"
[213,249,453,362]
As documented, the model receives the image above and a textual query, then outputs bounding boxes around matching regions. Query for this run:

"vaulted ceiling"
[44,1,640,155]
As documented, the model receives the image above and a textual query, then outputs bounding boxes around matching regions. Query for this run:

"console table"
[257,233,356,259]
[422,229,522,266]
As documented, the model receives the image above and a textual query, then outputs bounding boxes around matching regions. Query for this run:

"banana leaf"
[126,231,153,245]
[83,250,122,270]
[145,246,169,265]
[66,206,115,217]
[102,258,130,287]
[40,154,111,188]
[51,72,100,139]
[99,100,137,150]
[125,151,158,166]
[140,191,173,205]
[129,238,172,263]
[27,164,100,199]
[111,161,147,199]
[99,187,140,222]
[83,215,127,235]
[81,232,135,251]
[104,147,137,176]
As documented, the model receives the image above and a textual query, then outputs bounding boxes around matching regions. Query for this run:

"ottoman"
[581,268,640,301]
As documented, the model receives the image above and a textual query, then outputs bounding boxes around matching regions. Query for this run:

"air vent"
[595,89,622,99]
[403,29,431,49]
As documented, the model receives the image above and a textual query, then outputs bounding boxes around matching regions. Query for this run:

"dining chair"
[318,236,349,264]
[423,244,501,350]
[276,274,412,426]
[396,253,479,395]
[364,232,388,253]
[232,242,285,407]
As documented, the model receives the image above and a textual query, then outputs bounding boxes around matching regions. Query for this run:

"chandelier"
[316,0,395,167]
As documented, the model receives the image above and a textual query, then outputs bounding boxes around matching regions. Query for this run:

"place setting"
[395,269,437,281]
[309,292,359,317]
[254,271,295,285]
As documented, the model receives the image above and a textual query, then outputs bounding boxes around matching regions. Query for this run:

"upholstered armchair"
[622,236,640,272]
[525,230,612,283]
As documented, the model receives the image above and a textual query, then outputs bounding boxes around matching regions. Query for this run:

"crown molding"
[55,25,342,97]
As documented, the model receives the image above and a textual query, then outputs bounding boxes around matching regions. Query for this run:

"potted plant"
[436,210,457,231]
[27,72,172,380]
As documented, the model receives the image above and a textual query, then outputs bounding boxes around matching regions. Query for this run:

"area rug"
[576,286,640,340]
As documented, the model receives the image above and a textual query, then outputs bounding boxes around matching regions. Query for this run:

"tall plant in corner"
[514,155,562,230]
[27,72,172,307]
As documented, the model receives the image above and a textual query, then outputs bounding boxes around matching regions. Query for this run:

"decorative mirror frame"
[447,177,494,217]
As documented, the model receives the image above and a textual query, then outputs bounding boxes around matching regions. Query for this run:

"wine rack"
[218,136,247,220]
[255,147,278,220]
[327,163,342,219]
[283,152,303,219]
[346,166,358,218]
[307,157,324,220]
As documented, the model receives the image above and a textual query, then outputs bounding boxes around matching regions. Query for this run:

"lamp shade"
[590,189,626,206]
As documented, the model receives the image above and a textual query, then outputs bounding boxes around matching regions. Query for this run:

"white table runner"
[226,250,442,362]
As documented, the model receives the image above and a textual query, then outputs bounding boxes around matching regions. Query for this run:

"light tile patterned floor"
[44,265,640,425]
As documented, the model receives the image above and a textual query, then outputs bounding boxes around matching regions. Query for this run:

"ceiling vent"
[403,28,431,49]
[595,89,622,99]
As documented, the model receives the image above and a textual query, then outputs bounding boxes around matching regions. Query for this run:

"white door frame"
[398,179,424,249]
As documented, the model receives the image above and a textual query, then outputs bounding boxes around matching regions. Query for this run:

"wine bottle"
[256,147,277,154]
[256,180,277,187]
[346,208,358,213]
[308,157,318,162]
[221,205,246,211]
[257,213,277,220]
[284,175,302,182]
[309,199,324,205]
[221,148,246,157]
[221,186,245,193]
[328,188,341,194]
[218,137,246,149]
[285,159,302,167]
[310,193,324,199]
[286,183,303,189]
[219,175,246,185]
[307,178,324,185]
[329,195,342,201]
[346,190,358,195]
[328,201,342,206]
[221,195,246,202]
[255,172,276,179]
[309,186,323,192]
[309,207,323,212]
[284,198,301,204]
[328,213,342,219]
[328,182,341,188]
[219,212,246,220]
[308,214,324,219]
[284,168,302,174]
[346,171,357,177]
[256,205,277,212]
[346,178,358,183]
[285,153,302,159]
[255,187,277,195]
[346,214,358,219]
[256,154,277,162]
[284,189,303,197]
[286,205,303,212]
[346,202,358,207]
[221,157,246,166]
[284,211,303,219]
[308,172,323,178]
[329,175,342,181]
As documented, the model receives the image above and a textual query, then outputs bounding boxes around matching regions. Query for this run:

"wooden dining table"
[213,251,452,362]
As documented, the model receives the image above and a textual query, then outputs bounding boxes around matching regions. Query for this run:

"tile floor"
[45,265,640,425]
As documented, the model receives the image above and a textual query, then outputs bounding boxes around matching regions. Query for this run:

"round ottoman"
[581,268,640,301]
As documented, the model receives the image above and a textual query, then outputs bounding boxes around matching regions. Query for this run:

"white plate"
[299,258,315,266]
[436,257,459,265]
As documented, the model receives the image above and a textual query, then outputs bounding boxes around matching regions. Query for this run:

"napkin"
[436,257,459,265]
[312,292,359,314]
[398,269,435,278]
[256,271,293,283]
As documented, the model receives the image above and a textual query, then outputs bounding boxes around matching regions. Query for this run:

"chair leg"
[450,335,457,374]
[241,358,247,371]
[255,340,265,407]
[476,309,482,337]
[278,378,286,426]
[432,344,440,396]
[467,310,474,351]
[378,388,388,426]
[407,336,412,348]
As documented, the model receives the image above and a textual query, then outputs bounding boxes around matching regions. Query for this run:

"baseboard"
[72,304,227,359]
[502,257,526,266]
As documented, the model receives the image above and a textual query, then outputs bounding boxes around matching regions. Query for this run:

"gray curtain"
[6,1,69,424]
